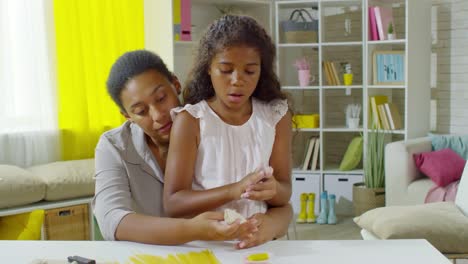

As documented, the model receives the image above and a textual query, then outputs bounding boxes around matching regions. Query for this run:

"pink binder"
[368,6,379,41]
[375,6,395,40]
[180,0,191,41]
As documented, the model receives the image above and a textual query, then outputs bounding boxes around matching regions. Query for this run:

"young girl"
[164,15,292,222]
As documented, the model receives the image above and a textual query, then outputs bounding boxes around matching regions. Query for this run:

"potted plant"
[387,22,395,40]
[352,119,387,216]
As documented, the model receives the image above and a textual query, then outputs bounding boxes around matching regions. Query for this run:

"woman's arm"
[163,112,264,217]
[94,134,243,244]
[115,211,242,245]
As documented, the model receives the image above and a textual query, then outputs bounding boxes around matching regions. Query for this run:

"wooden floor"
[286,215,362,241]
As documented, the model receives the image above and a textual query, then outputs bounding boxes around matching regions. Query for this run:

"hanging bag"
[281,8,318,43]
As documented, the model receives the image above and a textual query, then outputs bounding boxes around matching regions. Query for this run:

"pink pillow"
[414,148,466,187]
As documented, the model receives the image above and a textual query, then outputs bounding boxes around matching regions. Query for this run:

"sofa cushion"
[431,134,468,159]
[456,163,468,216]
[354,202,468,254]
[414,148,465,187]
[406,178,433,204]
[28,159,95,201]
[0,165,45,209]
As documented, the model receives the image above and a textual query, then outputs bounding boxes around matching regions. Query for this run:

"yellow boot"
[296,193,308,223]
[307,193,317,223]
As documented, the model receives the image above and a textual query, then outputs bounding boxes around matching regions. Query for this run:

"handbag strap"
[289,8,314,22]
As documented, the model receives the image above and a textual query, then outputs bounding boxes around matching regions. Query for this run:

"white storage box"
[324,174,363,215]
[290,171,320,214]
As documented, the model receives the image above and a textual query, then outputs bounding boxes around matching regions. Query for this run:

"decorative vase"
[343,73,353,86]
[298,70,310,87]
[352,182,385,216]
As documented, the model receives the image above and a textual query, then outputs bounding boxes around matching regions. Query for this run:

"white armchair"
[385,137,433,206]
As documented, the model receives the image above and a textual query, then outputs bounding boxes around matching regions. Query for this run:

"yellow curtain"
[54,0,144,160]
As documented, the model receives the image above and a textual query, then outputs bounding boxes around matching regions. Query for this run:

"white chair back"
[455,163,468,216]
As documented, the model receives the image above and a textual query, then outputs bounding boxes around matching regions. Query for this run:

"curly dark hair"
[106,50,174,113]
[183,15,287,105]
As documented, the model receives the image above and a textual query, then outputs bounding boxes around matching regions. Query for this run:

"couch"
[356,137,468,259]
[385,137,433,206]
[0,159,95,239]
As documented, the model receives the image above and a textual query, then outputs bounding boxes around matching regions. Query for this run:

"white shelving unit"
[276,0,431,215]
[145,0,273,85]
[145,0,431,215]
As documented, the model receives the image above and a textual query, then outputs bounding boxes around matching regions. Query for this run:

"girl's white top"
[171,98,288,218]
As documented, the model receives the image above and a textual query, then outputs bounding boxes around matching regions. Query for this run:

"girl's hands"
[241,166,277,202]
[230,170,265,200]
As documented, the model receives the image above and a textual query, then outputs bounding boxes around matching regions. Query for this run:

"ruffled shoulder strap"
[170,101,205,121]
[267,99,289,126]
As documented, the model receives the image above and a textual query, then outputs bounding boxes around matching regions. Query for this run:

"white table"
[0,239,451,264]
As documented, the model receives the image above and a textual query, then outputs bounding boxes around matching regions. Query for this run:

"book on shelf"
[180,0,192,41]
[378,104,391,130]
[323,61,341,85]
[323,61,333,85]
[384,103,403,130]
[374,6,395,41]
[302,137,316,170]
[368,6,379,41]
[330,62,341,86]
[310,137,320,171]
[173,0,181,41]
[369,95,388,129]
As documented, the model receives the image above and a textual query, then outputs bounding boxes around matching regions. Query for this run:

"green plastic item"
[339,136,363,171]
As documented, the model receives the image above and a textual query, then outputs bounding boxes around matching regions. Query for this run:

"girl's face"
[120,69,181,145]
[208,45,261,109]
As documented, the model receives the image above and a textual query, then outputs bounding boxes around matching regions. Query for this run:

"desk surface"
[0,239,450,264]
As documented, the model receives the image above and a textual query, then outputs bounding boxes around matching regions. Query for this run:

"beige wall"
[431,0,468,134]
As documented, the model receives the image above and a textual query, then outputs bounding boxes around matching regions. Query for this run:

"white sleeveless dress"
[170,98,288,218]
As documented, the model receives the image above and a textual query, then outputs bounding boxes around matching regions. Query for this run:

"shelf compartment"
[292,131,320,170]
[367,88,405,131]
[367,0,406,42]
[322,132,363,172]
[321,0,363,43]
[279,46,319,87]
[322,45,363,86]
[323,89,363,129]
[276,3,319,45]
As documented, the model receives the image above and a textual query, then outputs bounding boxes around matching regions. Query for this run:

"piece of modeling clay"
[224,209,246,224]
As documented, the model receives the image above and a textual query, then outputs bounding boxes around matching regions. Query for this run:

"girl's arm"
[163,111,264,217]
[266,111,293,206]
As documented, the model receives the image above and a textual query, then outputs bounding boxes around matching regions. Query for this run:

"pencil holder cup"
[347,117,360,129]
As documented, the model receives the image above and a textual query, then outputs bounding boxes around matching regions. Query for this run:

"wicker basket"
[352,182,385,216]
[281,9,318,43]
[44,204,90,240]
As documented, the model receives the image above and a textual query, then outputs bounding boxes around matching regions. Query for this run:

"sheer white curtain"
[0,0,60,167]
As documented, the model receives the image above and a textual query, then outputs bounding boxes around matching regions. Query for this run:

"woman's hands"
[189,211,259,242]
[236,213,275,249]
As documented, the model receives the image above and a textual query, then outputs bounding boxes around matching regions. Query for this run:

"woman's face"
[208,45,261,110]
[120,69,181,145]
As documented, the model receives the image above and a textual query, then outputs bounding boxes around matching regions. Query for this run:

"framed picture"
[373,51,405,85]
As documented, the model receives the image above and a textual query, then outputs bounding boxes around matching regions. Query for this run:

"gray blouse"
[93,121,165,240]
